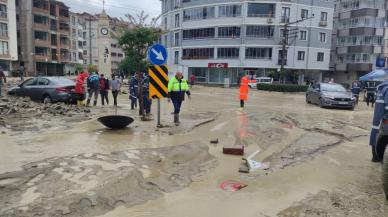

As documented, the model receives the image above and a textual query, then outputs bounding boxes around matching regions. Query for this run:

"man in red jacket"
[75,71,89,106]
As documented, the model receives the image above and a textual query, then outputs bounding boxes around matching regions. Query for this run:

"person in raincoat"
[240,75,249,108]
[370,81,388,162]
[75,70,89,106]
[168,72,191,125]
[351,80,361,105]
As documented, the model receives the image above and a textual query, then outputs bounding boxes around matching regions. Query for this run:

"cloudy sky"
[61,0,161,20]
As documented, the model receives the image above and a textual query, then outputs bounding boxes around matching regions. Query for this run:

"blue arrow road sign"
[148,44,168,66]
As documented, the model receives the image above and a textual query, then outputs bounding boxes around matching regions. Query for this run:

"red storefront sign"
[208,63,228,68]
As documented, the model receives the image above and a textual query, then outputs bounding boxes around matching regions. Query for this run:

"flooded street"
[1,86,387,217]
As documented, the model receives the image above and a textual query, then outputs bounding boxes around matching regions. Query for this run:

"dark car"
[8,77,76,103]
[306,83,356,110]
[374,115,388,200]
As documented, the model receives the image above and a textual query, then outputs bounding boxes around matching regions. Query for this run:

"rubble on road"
[0,96,93,132]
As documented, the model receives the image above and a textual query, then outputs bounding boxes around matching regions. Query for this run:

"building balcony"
[34,23,50,30]
[32,7,49,15]
[0,53,10,59]
[0,11,7,21]
[35,39,51,47]
[35,55,51,62]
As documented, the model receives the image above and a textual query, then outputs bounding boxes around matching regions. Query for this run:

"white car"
[248,77,273,88]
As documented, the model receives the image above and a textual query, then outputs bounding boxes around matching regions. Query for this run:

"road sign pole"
[157,98,161,128]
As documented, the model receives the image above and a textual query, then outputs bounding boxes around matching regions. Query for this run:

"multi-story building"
[330,0,386,84]
[0,0,18,74]
[161,0,334,85]
[66,12,85,74]
[78,12,126,75]
[17,0,71,76]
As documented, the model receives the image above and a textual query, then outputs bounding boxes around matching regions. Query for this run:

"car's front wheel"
[383,145,388,200]
[306,95,311,104]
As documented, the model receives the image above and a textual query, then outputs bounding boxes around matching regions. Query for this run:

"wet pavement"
[0,86,387,217]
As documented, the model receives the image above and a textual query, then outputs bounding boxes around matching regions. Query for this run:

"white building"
[0,0,18,74]
[161,0,334,84]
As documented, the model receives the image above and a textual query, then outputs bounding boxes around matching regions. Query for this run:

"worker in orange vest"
[240,75,249,108]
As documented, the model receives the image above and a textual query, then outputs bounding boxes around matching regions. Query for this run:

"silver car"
[8,77,76,103]
[306,83,356,110]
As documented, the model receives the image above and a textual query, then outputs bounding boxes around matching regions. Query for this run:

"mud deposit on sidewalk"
[0,143,216,217]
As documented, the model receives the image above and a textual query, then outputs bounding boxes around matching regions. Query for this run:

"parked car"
[374,115,388,200]
[8,77,76,103]
[305,83,356,110]
[248,77,274,88]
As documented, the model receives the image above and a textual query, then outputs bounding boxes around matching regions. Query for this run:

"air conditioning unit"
[319,21,328,27]
[267,18,273,24]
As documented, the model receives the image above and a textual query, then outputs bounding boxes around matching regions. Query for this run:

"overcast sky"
[61,0,161,21]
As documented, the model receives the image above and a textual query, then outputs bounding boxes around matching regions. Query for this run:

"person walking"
[190,74,196,87]
[240,75,249,108]
[351,80,361,105]
[370,81,388,162]
[130,72,152,118]
[168,72,191,125]
[129,74,138,110]
[366,81,377,108]
[19,65,24,82]
[0,67,6,97]
[111,74,121,106]
[75,70,89,106]
[99,74,109,106]
[86,72,100,106]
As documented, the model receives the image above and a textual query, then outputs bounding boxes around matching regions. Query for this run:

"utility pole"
[280,15,314,83]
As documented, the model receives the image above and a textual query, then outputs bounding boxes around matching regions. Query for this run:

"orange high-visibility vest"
[240,76,249,101]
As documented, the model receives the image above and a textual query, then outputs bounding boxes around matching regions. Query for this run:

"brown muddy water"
[0,86,387,217]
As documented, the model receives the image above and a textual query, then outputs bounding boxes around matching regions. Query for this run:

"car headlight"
[323,95,335,100]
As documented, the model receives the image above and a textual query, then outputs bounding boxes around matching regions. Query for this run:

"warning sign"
[148,65,169,99]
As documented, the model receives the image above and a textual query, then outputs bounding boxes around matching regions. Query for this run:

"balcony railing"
[281,16,290,23]
[0,11,7,19]
[278,59,287,66]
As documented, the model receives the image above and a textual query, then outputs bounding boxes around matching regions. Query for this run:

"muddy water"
[1,86,386,217]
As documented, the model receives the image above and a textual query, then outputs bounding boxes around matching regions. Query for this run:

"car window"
[37,78,50,85]
[321,84,346,92]
[22,78,37,87]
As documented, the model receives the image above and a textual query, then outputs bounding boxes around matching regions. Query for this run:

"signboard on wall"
[208,63,228,68]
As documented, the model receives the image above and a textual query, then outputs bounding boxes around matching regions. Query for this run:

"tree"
[75,64,83,74]
[88,64,98,73]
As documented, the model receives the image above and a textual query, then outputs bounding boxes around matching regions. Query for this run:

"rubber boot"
[93,100,97,106]
[240,100,244,108]
[86,99,90,106]
[174,114,180,126]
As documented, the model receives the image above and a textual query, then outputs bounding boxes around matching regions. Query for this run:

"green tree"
[118,27,161,73]
[88,64,98,73]
[75,64,83,74]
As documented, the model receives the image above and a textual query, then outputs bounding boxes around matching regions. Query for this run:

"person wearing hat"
[168,72,191,125]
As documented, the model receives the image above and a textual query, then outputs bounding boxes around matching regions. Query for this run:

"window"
[219,5,242,17]
[0,41,8,55]
[182,48,214,59]
[174,0,180,8]
[183,28,215,40]
[218,27,240,38]
[245,48,272,59]
[174,32,180,46]
[0,23,7,37]
[217,48,239,59]
[301,9,308,19]
[38,78,49,85]
[319,32,326,42]
[246,26,274,38]
[281,7,290,23]
[175,14,180,27]
[317,52,324,62]
[321,12,327,21]
[248,3,275,17]
[174,51,179,64]
[183,7,215,21]
[300,30,307,40]
[297,51,305,60]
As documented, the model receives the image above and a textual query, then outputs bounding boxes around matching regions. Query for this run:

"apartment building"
[331,0,386,84]
[78,12,126,74]
[17,0,71,76]
[66,12,85,74]
[161,0,335,84]
[0,0,18,74]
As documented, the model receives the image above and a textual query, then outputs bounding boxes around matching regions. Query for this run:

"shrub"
[257,83,308,92]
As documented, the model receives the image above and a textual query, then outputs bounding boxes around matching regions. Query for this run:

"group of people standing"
[75,71,121,107]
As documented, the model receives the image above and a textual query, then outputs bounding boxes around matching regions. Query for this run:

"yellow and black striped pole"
[148,65,169,127]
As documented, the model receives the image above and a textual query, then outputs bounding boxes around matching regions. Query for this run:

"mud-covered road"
[0,85,387,217]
